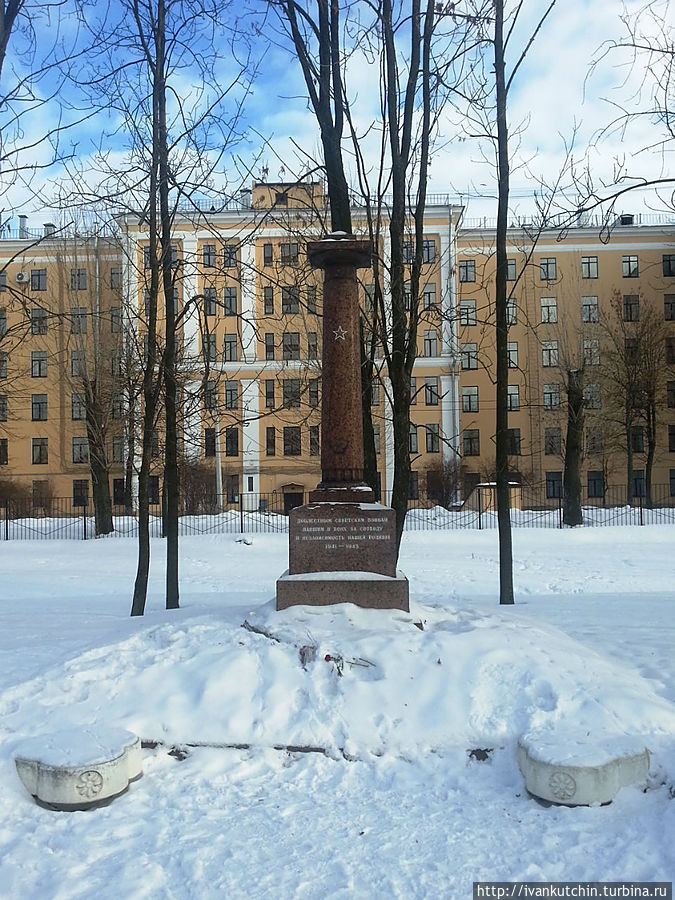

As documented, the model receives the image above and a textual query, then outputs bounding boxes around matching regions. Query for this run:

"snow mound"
[1,600,674,771]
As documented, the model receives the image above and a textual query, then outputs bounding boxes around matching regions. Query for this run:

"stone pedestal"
[275,233,409,612]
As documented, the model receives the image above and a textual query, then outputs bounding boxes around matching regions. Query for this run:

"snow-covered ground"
[0,526,673,898]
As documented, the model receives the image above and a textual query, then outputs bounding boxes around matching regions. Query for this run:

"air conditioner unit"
[15,271,28,283]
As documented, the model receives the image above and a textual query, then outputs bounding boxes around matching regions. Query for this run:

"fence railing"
[1,484,674,540]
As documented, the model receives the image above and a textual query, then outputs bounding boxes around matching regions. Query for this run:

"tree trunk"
[89,442,114,535]
[645,403,656,508]
[494,0,514,604]
[360,319,378,497]
[625,411,634,505]
[563,369,584,526]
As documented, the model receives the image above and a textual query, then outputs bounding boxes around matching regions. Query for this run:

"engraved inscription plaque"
[289,504,397,576]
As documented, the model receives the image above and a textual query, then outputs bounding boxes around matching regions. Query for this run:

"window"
[669,425,675,453]
[170,245,179,268]
[310,425,320,457]
[0,270,5,291]
[408,424,418,454]
[283,378,301,408]
[623,295,639,322]
[263,243,273,266]
[202,244,216,267]
[543,383,560,409]
[151,431,161,460]
[671,469,675,497]
[73,479,89,507]
[462,386,479,413]
[282,286,299,314]
[586,426,603,453]
[112,436,124,463]
[622,255,639,278]
[223,287,237,316]
[307,285,318,314]
[668,381,675,409]
[540,296,557,324]
[223,334,238,362]
[371,381,380,406]
[540,258,556,281]
[0,394,6,421]
[665,295,675,321]
[309,378,319,408]
[373,425,381,455]
[422,283,437,309]
[71,349,85,377]
[280,242,299,264]
[631,425,645,453]
[506,297,517,325]
[223,245,237,267]
[422,239,436,263]
[582,296,599,323]
[307,332,318,360]
[73,436,89,463]
[263,286,274,315]
[426,424,440,453]
[225,380,238,410]
[283,426,301,456]
[31,269,47,290]
[461,342,478,370]
[111,306,121,333]
[541,341,558,367]
[625,338,639,363]
[32,437,48,464]
[266,427,276,456]
[546,471,562,498]
[584,382,601,409]
[403,283,411,311]
[204,287,217,317]
[143,247,151,270]
[275,190,288,207]
[425,376,439,406]
[506,428,521,456]
[148,475,160,505]
[225,427,238,457]
[402,242,414,264]
[265,333,275,360]
[583,339,600,366]
[113,478,125,505]
[0,352,6,378]
[581,256,598,279]
[544,427,561,455]
[458,260,475,282]
[31,307,47,334]
[506,258,516,281]
[463,429,480,456]
[667,337,675,364]
[587,471,604,499]
[663,255,675,277]
[204,334,217,363]
[112,394,124,419]
[408,471,419,500]
[0,310,6,336]
[31,351,47,377]
[632,470,646,499]
[423,329,438,357]
[204,380,217,410]
[71,307,87,334]
[265,379,275,409]
[109,267,122,291]
[31,393,47,420]
[508,342,518,369]
[282,332,300,360]
[410,376,417,406]
[71,268,87,291]
[459,300,476,326]
[0,438,7,465]
[507,384,520,411]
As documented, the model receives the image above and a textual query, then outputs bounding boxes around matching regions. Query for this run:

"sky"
[0,0,672,229]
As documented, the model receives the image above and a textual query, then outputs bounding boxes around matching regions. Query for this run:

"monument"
[276,233,409,611]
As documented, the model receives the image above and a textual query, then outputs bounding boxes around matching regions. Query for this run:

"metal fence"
[2,484,675,540]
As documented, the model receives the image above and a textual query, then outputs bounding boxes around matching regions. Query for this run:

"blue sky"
[1,0,671,227]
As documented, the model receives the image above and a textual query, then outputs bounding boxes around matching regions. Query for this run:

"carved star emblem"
[333,325,347,341]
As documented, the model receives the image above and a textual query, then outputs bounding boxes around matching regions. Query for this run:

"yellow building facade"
[1,189,675,513]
